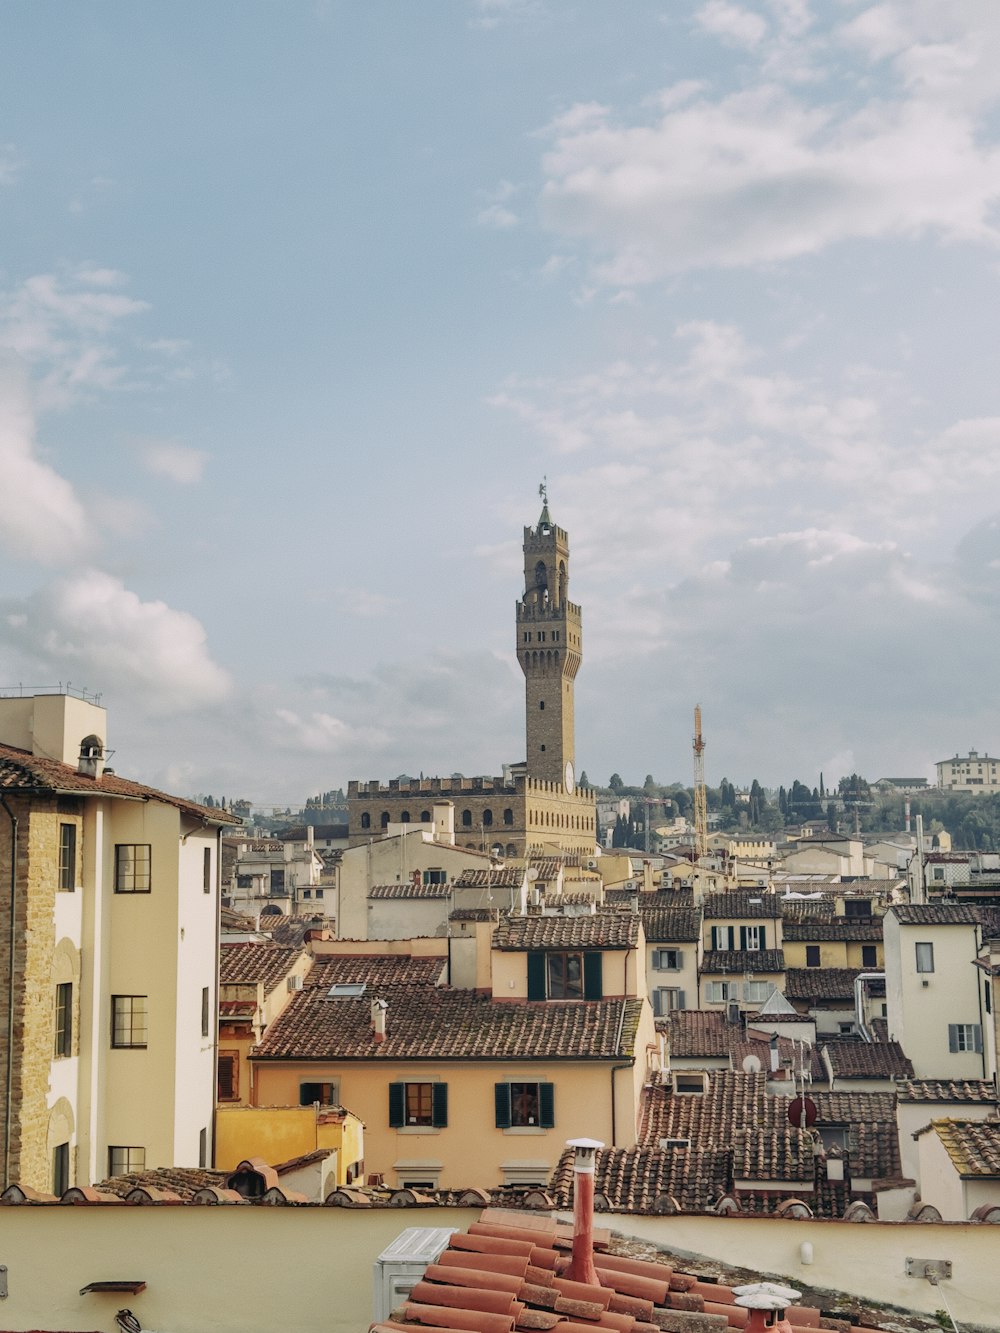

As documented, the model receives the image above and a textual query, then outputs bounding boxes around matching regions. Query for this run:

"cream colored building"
[915,1118,1000,1219]
[0,690,239,1193]
[936,749,1000,791]
[884,904,990,1080]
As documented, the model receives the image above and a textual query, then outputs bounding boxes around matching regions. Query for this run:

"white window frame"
[652,986,685,1016]
[915,942,935,973]
[705,980,737,1004]
[653,948,683,971]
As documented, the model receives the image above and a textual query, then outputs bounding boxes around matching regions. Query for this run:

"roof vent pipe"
[564,1137,604,1286]
[733,1282,801,1333]
[371,997,388,1044]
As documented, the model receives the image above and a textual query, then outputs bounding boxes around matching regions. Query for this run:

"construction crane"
[692,704,708,861]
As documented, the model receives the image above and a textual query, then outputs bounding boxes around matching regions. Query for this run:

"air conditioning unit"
[586,858,598,870]
[373,1228,453,1323]
[287,974,304,992]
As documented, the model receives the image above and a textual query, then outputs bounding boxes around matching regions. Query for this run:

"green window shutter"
[495,1082,512,1128]
[759,925,766,949]
[739,926,747,950]
[527,952,546,1001]
[583,952,603,1000]
[388,1082,405,1128]
[432,1082,448,1127]
[539,1082,555,1128]
[710,926,719,950]
[974,1025,983,1054]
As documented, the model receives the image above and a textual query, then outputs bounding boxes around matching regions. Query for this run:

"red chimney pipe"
[564,1137,604,1286]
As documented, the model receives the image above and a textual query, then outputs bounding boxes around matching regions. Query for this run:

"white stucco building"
[936,749,1000,790]
[884,904,991,1081]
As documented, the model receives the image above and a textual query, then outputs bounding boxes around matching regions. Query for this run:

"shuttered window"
[948,1024,983,1053]
[388,1081,448,1127]
[495,1081,555,1128]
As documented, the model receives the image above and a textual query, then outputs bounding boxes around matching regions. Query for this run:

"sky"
[3,1,1000,805]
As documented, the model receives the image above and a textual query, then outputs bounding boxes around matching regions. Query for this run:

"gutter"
[609,999,631,1147]
[0,794,17,1188]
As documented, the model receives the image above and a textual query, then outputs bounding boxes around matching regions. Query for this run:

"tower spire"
[537,477,551,530]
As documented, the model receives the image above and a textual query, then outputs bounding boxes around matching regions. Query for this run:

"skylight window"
[326,983,367,998]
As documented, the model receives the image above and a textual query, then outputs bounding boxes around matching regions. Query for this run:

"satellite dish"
[742,1054,762,1074]
[526,868,539,881]
[788,1095,818,1129]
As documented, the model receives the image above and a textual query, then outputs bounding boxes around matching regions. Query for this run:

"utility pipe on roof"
[0,793,17,1188]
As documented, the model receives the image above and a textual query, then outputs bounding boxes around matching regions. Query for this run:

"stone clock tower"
[517,488,582,787]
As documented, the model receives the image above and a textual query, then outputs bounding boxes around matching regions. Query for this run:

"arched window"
[503,808,513,826]
[539,700,545,710]
[534,560,547,591]
[361,812,371,830]
[400,811,410,823]
[380,811,389,828]
[506,843,516,857]
[420,810,431,822]
[482,809,493,827]
[461,809,472,828]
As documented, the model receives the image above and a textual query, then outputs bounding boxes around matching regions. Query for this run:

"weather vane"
[539,477,548,505]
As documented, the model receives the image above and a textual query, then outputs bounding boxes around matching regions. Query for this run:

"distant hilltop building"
[936,749,1000,791]
[348,494,596,855]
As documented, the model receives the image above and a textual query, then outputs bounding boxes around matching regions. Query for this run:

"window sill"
[394,1125,441,1135]
[502,1126,548,1135]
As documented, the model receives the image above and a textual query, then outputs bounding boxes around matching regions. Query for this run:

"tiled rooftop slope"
[369,1207,869,1333]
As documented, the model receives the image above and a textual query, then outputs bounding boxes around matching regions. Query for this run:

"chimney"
[77,735,105,780]
[371,997,387,1044]
[564,1137,604,1285]
[433,800,456,845]
[732,1282,801,1333]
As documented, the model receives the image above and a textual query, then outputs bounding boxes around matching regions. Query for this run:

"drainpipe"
[1,795,17,1188]
[564,1137,604,1285]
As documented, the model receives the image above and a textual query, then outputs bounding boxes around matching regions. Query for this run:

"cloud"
[0,372,94,564]
[140,441,208,485]
[537,7,1000,283]
[694,1,768,49]
[4,570,231,712]
[0,266,150,406]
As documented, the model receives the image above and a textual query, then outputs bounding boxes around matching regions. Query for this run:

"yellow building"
[251,910,654,1189]
[0,689,240,1193]
[781,917,883,972]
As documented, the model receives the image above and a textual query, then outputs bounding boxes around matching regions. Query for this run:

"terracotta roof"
[219,942,305,995]
[701,949,785,973]
[492,914,640,951]
[639,907,701,943]
[891,904,982,926]
[783,918,883,942]
[453,868,524,888]
[811,1091,897,1122]
[640,1072,787,1149]
[372,1205,863,1332]
[664,1010,730,1058]
[550,1143,731,1213]
[449,908,500,922]
[703,892,782,920]
[253,987,643,1062]
[219,999,257,1017]
[821,1039,913,1080]
[731,1127,813,1183]
[0,740,241,824]
[303,955,445,988]
[780,898,836,921]
[98,1166,227,1199]
[785,968,881,1001]
[897,1079,999,1104]
[368,883,451,899]
[926,1118,1000,1177]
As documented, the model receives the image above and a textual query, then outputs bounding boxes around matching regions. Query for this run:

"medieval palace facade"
[347,498,595,855]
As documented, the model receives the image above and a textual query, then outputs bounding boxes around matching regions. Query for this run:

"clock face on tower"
[564,761,575,794]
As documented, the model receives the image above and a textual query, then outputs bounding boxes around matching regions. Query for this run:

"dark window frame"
[300,1080,340,1107]
[218,1050,239,1101]
[201,986,210,1038]
[114,844,151,894]
[111,994,148,1049]
[54,981,72,1058]
[389,1080,448,1128]
[495,1080,554,1129]
[108,1145,146,1177]
[203,846,212,893]
[58,823,77,892]
[52,1141,70,1195]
